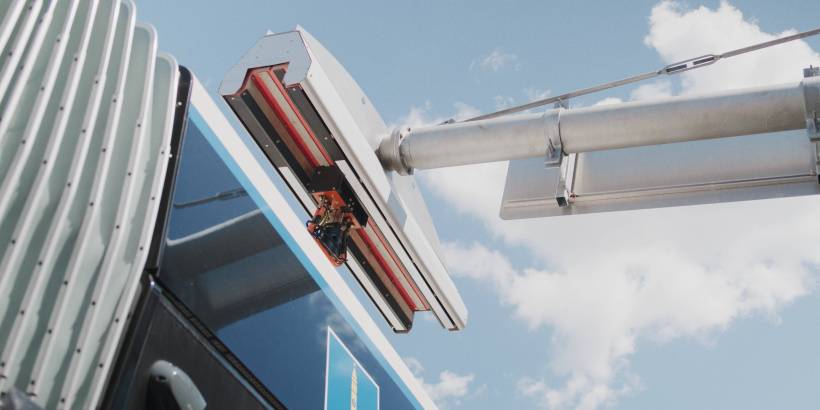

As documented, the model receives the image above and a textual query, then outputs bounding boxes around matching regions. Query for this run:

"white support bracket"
[545,103,566,169]
[545,138,563,168]
[555,153,577,207]
[545,100,574,205]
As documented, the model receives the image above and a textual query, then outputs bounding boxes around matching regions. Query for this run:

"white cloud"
[524,87,551,102]
[518,373,641,410]
[629,79,672,101]
[404,357,424,376]
[493,95,516,110]
[397,101,437,129]
[592,97,623,106]
[453,102,482,122]
[393,101,481,129]
[418,370,476,408]
[419,162,507,224]
[644,1,820,94]
[405,358,479,407]
[441,227,816,408]
[410,2,820,409]
[470,50,519,73]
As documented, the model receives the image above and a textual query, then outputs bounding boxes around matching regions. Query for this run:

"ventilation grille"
[0,0,178,407]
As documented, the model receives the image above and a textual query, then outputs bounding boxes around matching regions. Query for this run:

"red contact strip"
[263,67,334,165]
[368,222,430,310]
[251,72,322,168]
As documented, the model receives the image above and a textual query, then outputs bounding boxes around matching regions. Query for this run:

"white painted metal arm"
[379,78,820,174]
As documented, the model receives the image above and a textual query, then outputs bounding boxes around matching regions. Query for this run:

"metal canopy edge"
[218,31,311,96]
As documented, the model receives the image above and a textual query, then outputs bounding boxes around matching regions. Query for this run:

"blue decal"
[326,328,379,410]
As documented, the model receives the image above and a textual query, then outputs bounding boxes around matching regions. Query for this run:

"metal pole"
[379,79,817,174]
[561,81,806,153]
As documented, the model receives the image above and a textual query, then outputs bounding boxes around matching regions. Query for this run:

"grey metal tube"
[560,81,806,153]
[389,79,812,171]
[399,110,558,170]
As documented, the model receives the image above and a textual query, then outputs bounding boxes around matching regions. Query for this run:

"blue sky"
[139,1,820,408]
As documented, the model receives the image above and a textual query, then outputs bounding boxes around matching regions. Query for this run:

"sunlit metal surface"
[501,129,820,219]
[220,28,467,332]
[0,0,178,407]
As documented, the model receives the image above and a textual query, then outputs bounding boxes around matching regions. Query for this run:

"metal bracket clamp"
[803,67,820,135]
[540,105,574,206]
[544,107,564,169]
[802,73,820,181]
[805,72,820,140]
[811,111,820,142]
[378,126,414,176]
[545,138,563,168]
[555,153,577,207]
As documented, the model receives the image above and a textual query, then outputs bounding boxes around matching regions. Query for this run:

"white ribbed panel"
[0,0,45,102]
[0,0,109,394]
[0,0,82,250]
[81,52,178,410]
[0,0,30,54]
[0,0,178,407]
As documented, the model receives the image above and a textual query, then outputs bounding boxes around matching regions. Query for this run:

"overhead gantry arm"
[378,76,820,175]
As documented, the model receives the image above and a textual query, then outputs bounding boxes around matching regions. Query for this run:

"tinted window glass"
[159,107,417,409]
